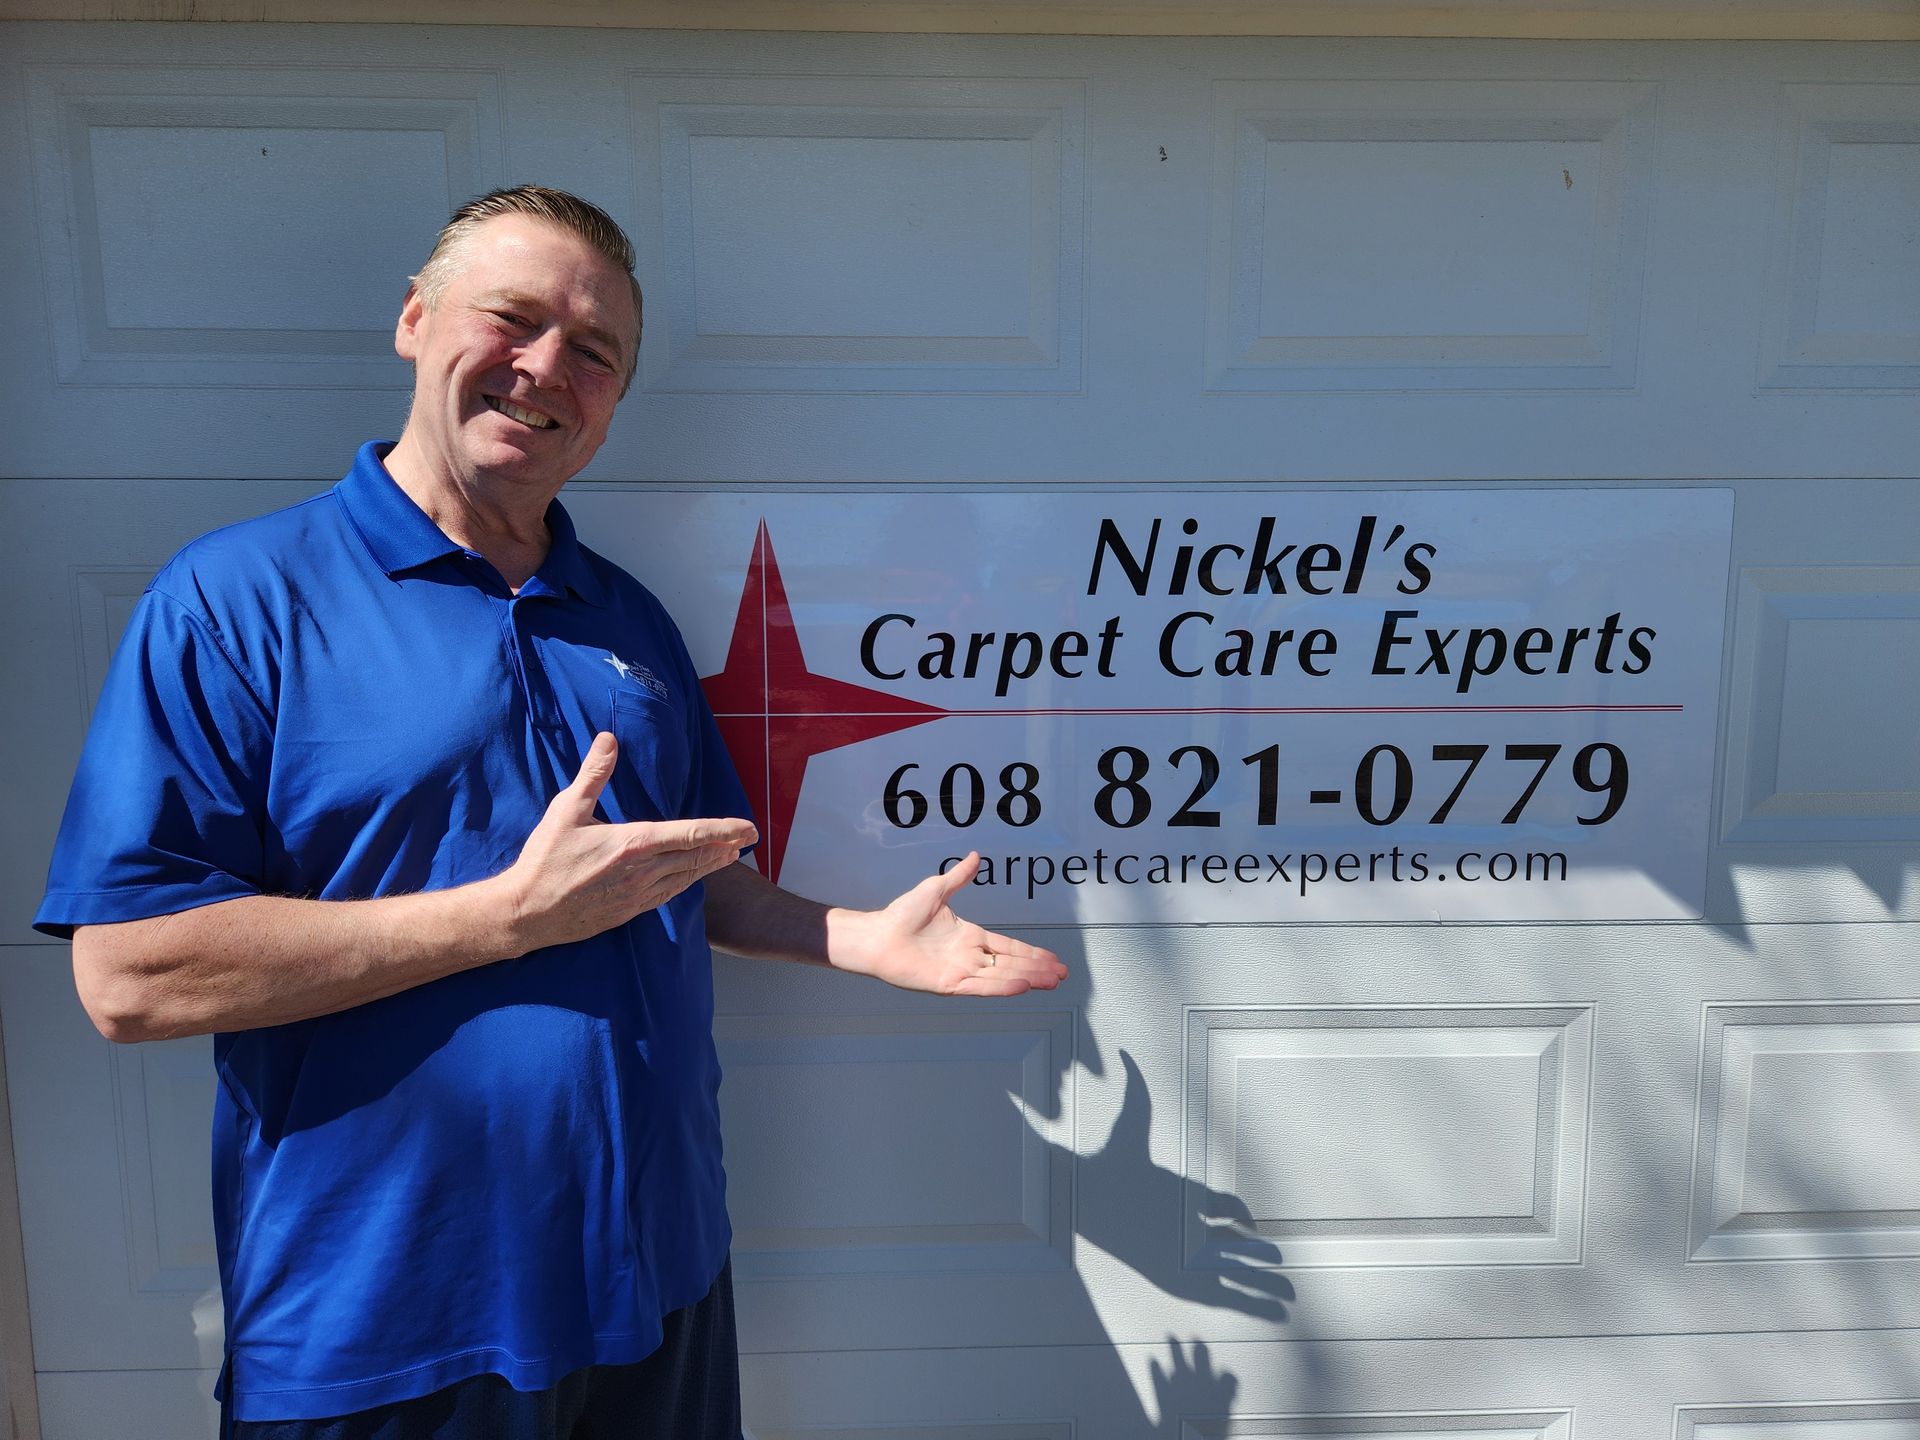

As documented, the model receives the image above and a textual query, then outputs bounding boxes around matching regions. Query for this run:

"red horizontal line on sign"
[716,704,1685,717]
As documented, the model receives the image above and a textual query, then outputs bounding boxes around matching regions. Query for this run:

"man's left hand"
[827,853,1067,997]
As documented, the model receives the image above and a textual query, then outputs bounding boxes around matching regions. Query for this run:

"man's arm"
[72,733,755,1043]
[704,855,1066,998]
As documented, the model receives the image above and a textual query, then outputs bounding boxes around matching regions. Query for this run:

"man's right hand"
[499,731,758,954]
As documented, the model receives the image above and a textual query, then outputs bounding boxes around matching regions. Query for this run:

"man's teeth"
[489,397,556,429]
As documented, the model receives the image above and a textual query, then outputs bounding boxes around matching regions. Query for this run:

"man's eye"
[575,346,614,370]
[494,311,532,329]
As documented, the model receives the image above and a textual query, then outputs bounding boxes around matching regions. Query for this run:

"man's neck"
[383,435,554,592]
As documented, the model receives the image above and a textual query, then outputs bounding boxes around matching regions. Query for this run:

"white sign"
[574,489,1733,922]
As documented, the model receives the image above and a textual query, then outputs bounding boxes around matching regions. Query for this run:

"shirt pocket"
[606,688,691,823]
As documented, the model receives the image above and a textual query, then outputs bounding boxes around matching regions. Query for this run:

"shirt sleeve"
[34,586,274,938]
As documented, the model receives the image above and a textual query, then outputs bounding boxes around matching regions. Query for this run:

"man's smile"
[484,394,558,430]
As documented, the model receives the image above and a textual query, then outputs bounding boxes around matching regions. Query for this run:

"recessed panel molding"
[1183,1005,1592,1268]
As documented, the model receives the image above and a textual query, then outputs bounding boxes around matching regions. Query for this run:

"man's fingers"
[614,816,759,856]
[952,972,1038,999]
[559,732,620,818]
[954,940,1066,994]
[884,853,980,921]
[682,817,759,850]
[929,851,981,903]
[985,958,1064,989]
[977,932,1060,967]
[978,930,1067,986]
[619,825,753,901]
[630,847,745,913]
[673,841,747,879]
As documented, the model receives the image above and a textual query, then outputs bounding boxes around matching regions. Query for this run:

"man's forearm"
[702,862,841,968]
[72,882,523,1043]
[91,851,867,1045]
[71,733,755,1044]
[701,862,907,982]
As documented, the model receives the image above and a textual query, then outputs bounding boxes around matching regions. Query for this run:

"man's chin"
[462,442,575,489]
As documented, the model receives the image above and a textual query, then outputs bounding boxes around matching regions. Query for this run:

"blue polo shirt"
[36,442,754,1421]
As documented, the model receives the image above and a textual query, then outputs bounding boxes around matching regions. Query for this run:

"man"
[35,186,1064,1439]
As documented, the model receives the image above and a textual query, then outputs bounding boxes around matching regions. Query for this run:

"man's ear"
[394,286,426,362]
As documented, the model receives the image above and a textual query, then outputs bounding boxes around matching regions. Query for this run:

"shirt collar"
[337,441,608,608]
[533,492,610,608]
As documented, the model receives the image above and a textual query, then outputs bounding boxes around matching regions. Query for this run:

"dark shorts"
[228,1263,739,1440]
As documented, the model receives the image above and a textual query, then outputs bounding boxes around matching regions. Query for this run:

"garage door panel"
[1206,80,1655,393]
[0,559,150,949]
[1708,476,1920,924]
[37,1369,219,1440]
[1180,1006,1592,1270]
[721,918,1920,1355]
[0,35,517,478]
[60,1351,1920,1440]
[631,73,1086,395]
[1184,1411,1576,1440]
[1759,83,1920,391]
[718,1011,1075,1278]
[1719,565,1920,847]
[738,1331,1920,1440]
[753,1425,1071,1440]
[0,947,221,1373]
[0,479,325,944]
[12,470,1906,947]
[5,28,1917,483]
[21,62,504,391]
[1689,1002,1920,1263]
[17,840,1920,1366]
[1112,917,1916,1344]
[1679,1402,1920,1440]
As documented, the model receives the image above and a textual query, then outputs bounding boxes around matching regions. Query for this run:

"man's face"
[394,214,638,502]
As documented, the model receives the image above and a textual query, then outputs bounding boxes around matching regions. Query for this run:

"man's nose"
[515,327,569,387]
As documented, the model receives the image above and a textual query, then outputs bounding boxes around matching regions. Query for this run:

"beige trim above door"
[0,0,1915,39]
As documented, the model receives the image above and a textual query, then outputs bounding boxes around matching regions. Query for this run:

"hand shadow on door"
[1019,1042,1307,1433]
[1039,1048,1294,1321]
[995,937,1350,1433]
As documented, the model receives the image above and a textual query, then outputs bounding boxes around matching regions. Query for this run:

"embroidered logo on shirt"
[605,652,669,700]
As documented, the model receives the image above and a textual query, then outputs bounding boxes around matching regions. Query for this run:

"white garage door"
[2,20,1918,1440]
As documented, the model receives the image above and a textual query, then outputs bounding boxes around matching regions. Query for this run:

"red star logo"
[701,521,949,884]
